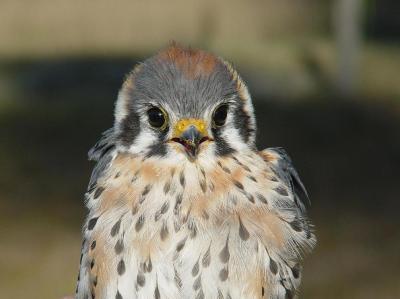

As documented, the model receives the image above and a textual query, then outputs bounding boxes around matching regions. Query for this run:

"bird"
[75,44,316,299]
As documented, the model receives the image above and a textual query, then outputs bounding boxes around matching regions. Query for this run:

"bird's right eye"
[147,107,168,130]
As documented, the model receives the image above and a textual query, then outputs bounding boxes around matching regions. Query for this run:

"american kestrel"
[76,44,316,299]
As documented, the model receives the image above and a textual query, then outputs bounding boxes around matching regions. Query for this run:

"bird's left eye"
[212,104,229,127]
[147,107,168,129]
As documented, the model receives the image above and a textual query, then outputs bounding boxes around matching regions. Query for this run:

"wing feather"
[261,147,310,212]
[87,128,116,191]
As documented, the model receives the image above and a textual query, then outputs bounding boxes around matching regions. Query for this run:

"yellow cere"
[173,118,208,137]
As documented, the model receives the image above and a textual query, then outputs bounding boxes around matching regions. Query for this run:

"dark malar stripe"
[233,100,254,144]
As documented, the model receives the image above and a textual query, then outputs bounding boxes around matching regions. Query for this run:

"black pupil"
[213,105,228,126]
[147,108,165,128]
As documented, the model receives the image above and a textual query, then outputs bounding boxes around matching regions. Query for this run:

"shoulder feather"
[87,128,116,191]
[260,147,310,212]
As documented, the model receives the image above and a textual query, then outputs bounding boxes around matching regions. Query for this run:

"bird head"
[113,44,256,163]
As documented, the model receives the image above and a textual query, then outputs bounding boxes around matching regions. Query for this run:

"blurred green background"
[1,0,399,298]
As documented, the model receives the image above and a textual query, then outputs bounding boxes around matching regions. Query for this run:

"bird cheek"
[169,142,187,156]
[198,138,211,152]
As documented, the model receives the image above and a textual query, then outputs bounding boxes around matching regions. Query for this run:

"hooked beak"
[171,119,210,160]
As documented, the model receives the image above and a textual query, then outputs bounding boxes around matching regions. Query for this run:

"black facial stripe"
[146,126,169,157]
[212,127,235,156]
[233,101,253,144]
[119,109,141,147]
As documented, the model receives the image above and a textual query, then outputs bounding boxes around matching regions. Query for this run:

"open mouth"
[171,136,211,158]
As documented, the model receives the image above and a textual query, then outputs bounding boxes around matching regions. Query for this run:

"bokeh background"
[1,0,399,298]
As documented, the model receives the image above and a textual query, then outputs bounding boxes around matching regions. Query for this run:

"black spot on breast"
[88,217,99,230]
[176,237,187,252]
[202,210,209,220]
[274,186,289,196]
[219,267,229,281]
[202,245,211,267]
[219,237,230,263]
[267,175,278,182]
[192,259,200,276]
[242,164,251,172]
[269,257,278,275]
[90,259,95,269]
[144,257,152,273]
[238,218,250,241]
[160,201,170,214]
[160,222,169,241]
[193,275,201,290]
[256,193,268,205]
[154,284,160,299]
[115,239,124,254]
[90,240,96,250]
[174,267,182,288]
[247,175,257,182]
[200,167,206,177]
[189,222,197,238]
[179,171,186,187]
[199,180,207,193]
[142,184,152,197]
[209,182,215,192]
[174,193,183,214]
[93,187,105,199]
[132,204,139,215]
[110,219,121,237]
[246,193,255,203]
[163,180,171,194]
[196,288,205,299]
[217,161,231,174]
[174,221,181,233]
[135,215,145,232]
[233,180,244,190]
[115,290,123,299]
[137,272,146,287]
[232,156,241,165]
[117,259,126,275]
[222,166,231,174]
[154,211,162,222]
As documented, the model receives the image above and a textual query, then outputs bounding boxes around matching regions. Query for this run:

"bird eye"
[212,104,229,127]
[147,107,168,129]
